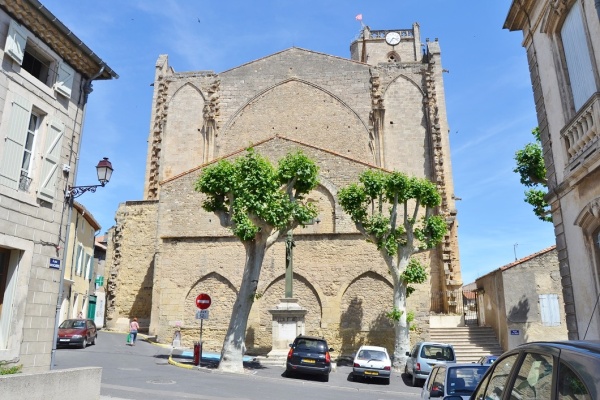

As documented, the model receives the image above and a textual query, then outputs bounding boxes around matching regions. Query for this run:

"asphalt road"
[55,331,423,400]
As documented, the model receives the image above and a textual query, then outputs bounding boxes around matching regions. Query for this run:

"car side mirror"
[406,352,410,356]
[289,343,293,347]
[430,388,444,398]
[329,347,334,352]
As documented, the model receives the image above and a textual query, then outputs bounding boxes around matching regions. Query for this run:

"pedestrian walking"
[77,311,83,319]
[129,317,140,345]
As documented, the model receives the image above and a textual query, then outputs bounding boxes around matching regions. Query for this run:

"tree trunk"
[392,279,410,370]
[218,239,266,373]
[392,255,410,371]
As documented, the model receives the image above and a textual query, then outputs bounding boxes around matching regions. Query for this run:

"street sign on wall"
[195,293,211,310]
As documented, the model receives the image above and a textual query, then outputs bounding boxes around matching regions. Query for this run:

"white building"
[0,0,117,373]
[505,0,600,339]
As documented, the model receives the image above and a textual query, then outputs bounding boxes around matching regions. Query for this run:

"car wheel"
[285,369,293,378]
[322,374,329,382]
[384,377,391,385]
[411,371,418,387]
[80,338,87,349]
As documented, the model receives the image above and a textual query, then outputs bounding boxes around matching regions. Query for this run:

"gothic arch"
[222,78,369,133]
[296,179,338,234]
[219,78,376,163]
[162,83,207,180]
[185,271,237,299]
[382,73,426,98]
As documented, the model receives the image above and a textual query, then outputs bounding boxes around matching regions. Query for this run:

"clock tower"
[350,23,422,65]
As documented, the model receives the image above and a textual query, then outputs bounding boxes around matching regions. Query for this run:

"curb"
[168,354,195,370]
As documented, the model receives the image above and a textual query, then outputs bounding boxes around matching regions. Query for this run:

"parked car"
[420,363,490,400]
[351,345,392,384]
[471,341,600,400]
[405,341,456,387]
[476,354,500,365]
[57,318,97,348]
[286,335,334,382]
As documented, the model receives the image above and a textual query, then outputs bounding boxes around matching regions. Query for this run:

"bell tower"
[350,23,422,65]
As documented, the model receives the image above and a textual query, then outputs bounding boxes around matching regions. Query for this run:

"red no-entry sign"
[195,293,212,310]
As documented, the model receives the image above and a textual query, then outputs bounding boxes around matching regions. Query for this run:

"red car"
[57,319,97,348]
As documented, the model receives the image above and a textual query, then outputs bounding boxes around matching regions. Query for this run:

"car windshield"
[59,320,85,329]
[447,365,490,395]
[421,345,454,361]
[295,339,326,352]
[357,350,387,361]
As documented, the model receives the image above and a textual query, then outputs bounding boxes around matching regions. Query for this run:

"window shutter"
[84,253,91,280]
[54,62,74,98]
[75,244,82,276]
[539,294,560,326]
[561,2,596,110]
[5,20,27,64]
[37,119,64,203]
[0,94,30,190]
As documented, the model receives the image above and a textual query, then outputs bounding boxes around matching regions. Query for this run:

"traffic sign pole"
[194,293,211,367]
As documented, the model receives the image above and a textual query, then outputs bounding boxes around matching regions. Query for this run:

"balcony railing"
[19,170,32,192]
[562,92,600,179]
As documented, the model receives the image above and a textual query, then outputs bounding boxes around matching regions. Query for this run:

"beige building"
[106,24,462,356]
[0,1,117,372]
[61,202,101,323]
[474,246,568,351]
[505,1,600,339]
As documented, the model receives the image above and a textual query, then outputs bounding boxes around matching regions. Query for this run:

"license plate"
[364,370,379,376]
[301,358,316,364]
[59,339,69,342]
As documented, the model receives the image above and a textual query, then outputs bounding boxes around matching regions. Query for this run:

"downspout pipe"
[596,0,600,21]
[50,66,104,369]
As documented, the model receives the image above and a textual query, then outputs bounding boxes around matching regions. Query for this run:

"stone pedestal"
[266,298,307,360]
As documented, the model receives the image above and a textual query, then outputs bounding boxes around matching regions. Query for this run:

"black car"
[471,341,600,400]
[286,335,334,382]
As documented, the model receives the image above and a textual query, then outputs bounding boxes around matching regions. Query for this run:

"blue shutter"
[54,62,74,98]
[37,119,64,203]
[0,94,30,189]
[5,20,27,64]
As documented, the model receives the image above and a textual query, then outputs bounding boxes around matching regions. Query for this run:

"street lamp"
[66,157,114,198]
[51,157,114,369]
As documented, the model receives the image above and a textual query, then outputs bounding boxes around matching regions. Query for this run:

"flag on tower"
[355,14,363,21]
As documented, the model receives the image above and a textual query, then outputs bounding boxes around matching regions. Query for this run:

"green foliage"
[254,292,263,300]
[401,258,427,284]
[386,307,404,322]
[195,150,319,241]
[339,170,447,258]
[406,310,416,331]
[525,189,552,222]
[385,308,416,331]
[0,362,22,375]
[513,127,551,222]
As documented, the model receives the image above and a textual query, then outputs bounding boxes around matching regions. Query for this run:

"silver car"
[405,341,456,387]
[421,363,490,400]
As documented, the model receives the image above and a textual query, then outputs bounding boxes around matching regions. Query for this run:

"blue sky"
[41,0,555,285]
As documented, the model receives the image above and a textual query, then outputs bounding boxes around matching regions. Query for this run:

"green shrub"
[0,362,22,375]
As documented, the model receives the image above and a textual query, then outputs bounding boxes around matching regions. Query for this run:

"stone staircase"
[430,327,504,363]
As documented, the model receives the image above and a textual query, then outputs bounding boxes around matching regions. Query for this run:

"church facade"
[105,24,463,356]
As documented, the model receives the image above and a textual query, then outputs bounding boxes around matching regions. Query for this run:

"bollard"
[193,341,201,366]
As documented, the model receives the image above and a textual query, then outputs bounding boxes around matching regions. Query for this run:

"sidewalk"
[168,346,260,370]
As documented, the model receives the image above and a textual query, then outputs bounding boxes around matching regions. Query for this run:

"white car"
[351,345,392,384]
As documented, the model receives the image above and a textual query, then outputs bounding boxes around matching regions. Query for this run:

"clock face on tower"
[385,31,401,46]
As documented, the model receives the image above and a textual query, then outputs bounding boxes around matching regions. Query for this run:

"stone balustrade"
[562,93,599,161]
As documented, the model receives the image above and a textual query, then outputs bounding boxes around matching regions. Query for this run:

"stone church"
[105,24,463,356]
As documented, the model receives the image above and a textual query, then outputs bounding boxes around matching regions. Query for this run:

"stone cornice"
[0,0,118,80]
